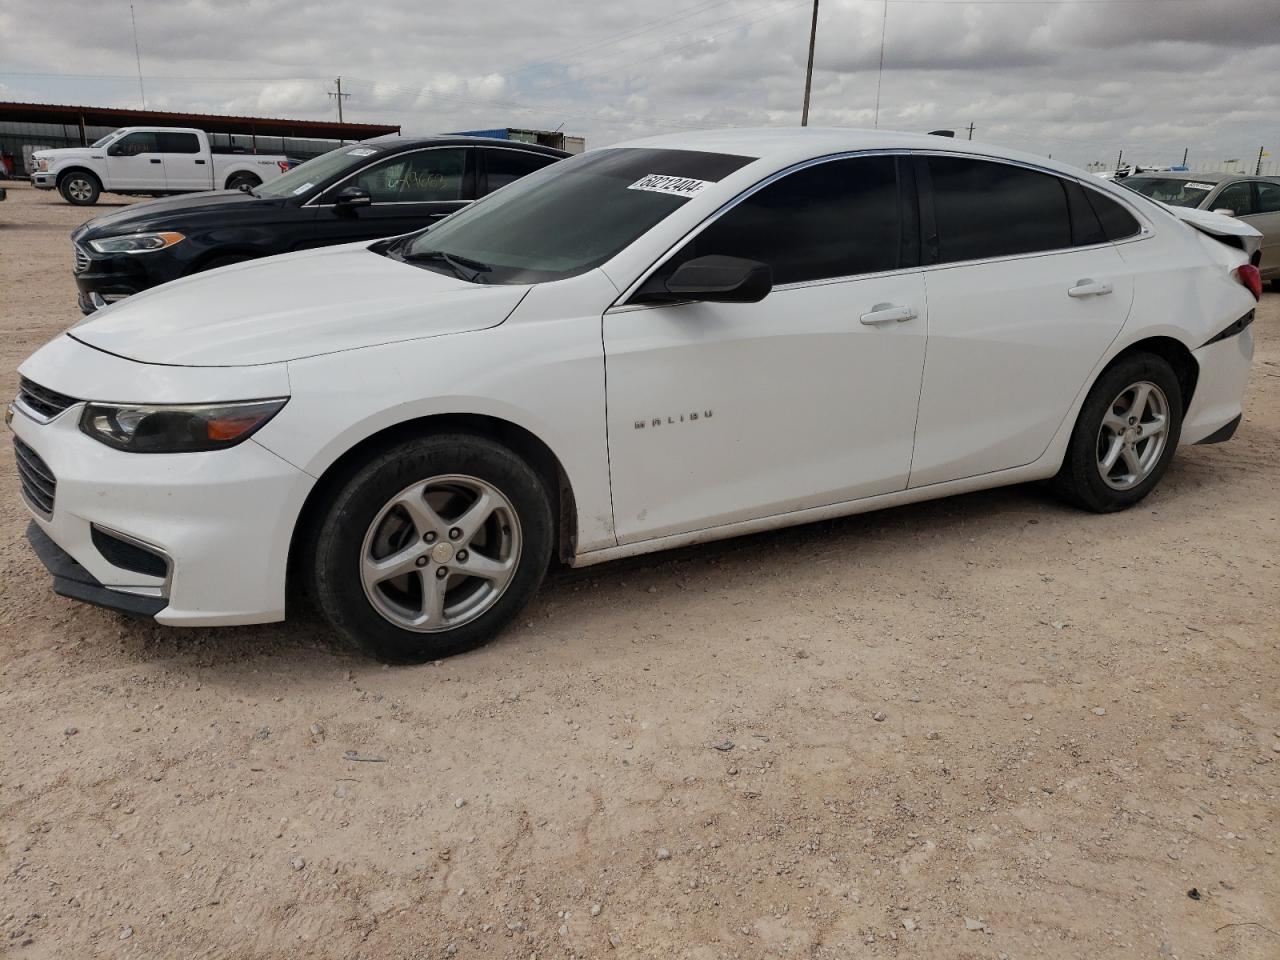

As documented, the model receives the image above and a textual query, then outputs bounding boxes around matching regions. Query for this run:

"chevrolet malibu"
[10,129,1262,662]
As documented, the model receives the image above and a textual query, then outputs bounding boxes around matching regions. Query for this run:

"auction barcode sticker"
[628,174,713,198]
[1186,182,1216,192]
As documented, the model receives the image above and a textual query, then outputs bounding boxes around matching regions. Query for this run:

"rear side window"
[928,156,1071,262]
[158,132,201,154]
[659,155,908,286]
[484,149,558,195]
[1082,186,1141,241]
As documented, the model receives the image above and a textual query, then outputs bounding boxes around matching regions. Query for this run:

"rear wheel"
[308,434,554,662]
[1052,352,1183,512]
[59,171,100,205]
[225,172,260,192]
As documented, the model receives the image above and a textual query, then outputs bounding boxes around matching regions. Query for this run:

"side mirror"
[642,255,772,304]
[1212,207,1235,217]
[333,185,372,212]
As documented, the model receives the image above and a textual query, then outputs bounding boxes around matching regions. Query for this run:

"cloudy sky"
[1,0,1277,171]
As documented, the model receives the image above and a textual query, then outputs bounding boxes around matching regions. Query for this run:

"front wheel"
[59,171,101,205]
[308,434,554,662]
[1052,352,1183,512]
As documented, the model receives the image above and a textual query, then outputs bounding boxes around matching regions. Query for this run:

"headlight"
[36,159,49,172]
[79,399,287,453]
[88,231,185,255]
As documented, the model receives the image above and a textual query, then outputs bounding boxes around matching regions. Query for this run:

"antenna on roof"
[130,3,146,110]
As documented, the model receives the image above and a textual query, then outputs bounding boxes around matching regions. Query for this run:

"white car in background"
[10,129,1262,661]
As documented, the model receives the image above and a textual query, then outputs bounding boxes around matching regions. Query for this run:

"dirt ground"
[0,179,1277,960]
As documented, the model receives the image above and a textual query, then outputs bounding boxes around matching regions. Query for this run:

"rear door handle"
[1068,278,1113,298]
[859,303,918,326]
[194,159,206,165]
[149,158,162,164]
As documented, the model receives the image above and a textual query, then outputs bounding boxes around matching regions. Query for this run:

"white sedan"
[11,129,1262,661]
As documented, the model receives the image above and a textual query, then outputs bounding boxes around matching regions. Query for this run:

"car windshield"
[91,132,119,148]
[394,147,755,284]
[254,143,385,199]
[1122,177,1216,207]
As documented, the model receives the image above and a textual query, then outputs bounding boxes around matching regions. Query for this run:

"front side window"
[1257,181,1280,214]
[349,148,468,203]
[928,156,1072,263]
[158,132,201,154]
[1213,182,1254,216]
[649,155,908,288]
[394,147,755,284]
[483,148,559,194]
[110,131,158,156]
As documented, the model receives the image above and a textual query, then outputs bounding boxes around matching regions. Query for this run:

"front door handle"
[149,158,162,164]
[1068,278,1113,298]
[859,303,918,326]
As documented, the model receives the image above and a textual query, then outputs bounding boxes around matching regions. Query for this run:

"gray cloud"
[1,0,1277,171]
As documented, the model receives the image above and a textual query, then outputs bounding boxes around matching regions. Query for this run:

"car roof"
[1126,171,1280,184]
[364,134,569,157]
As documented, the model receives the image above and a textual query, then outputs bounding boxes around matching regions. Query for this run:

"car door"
[312,146,474,243]
[479,146,561,196]
[909,155,1136,488]
[1206,180,1254,221]
[156,131,207,191]
[1249,181,1280,277]
[604,154,928,544]
[105,131,165,191]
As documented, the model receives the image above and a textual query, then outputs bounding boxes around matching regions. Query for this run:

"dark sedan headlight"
[79,399,287,453]
[87,231,186,254]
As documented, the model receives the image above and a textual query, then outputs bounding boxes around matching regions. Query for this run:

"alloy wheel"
[1095,380,1170,490]
[67,178,93,201]
[359,474,522,632]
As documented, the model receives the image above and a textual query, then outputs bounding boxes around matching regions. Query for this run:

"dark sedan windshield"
[395,147,754,284]
[1122,177,1215,208]
[254,143,384,199]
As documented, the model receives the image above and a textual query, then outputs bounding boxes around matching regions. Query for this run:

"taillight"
[277,160,290,173]
[1234,263,1262,301]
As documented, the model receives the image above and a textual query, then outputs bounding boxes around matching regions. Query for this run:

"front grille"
[73,243,91,274]
[14,438,56,517]
[17,377,79,420]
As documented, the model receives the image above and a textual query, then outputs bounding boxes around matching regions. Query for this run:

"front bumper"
[10,396,313,626]
[31,172,56,189]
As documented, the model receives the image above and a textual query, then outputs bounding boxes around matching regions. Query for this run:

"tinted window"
[1214,182,1254,216]
[1257,181,1280,214]
[484,148,558,194]
[110,131,158,156]
[158,132,200,154]
[928,157,1071,262]
[352,148,468,203]
[397,147,754,284]
[656,156,905,287]
[1083,186,1141,241]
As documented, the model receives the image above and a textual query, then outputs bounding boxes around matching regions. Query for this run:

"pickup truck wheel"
[59,171,101,205]
[225,173,260,192]
[308,434,555,663]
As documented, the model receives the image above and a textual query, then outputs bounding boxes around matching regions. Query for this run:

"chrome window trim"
[612,147,1153,310]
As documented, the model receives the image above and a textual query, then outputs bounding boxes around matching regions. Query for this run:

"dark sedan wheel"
[308,434,554,663]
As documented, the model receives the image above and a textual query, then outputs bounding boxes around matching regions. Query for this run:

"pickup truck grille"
[18,377,80,421]
[73,243,91,274]
[14,437,56,517]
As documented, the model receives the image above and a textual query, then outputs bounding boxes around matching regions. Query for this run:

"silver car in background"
[1121,172,1280,285]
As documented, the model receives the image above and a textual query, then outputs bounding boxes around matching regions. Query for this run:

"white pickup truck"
[30,126,291,206]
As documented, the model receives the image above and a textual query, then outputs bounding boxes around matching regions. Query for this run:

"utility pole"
[966,122,975,141]
[1115,148,1123,174]
[872,0,888,128]
[1257,145,1266,176]
[130,3,146,110]
[801,0,819,126]
[1181,147,1188,167]
[328,77,351,127]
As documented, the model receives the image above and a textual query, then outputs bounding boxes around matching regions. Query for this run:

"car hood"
[75,190,268,238]
[33,146,94,161]
[69,243,530,367]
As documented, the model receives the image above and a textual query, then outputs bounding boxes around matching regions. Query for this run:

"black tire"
[307,434,554,663]
[1052,352,1183,513]
[59,170,101,206]
[225,173,260,192]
